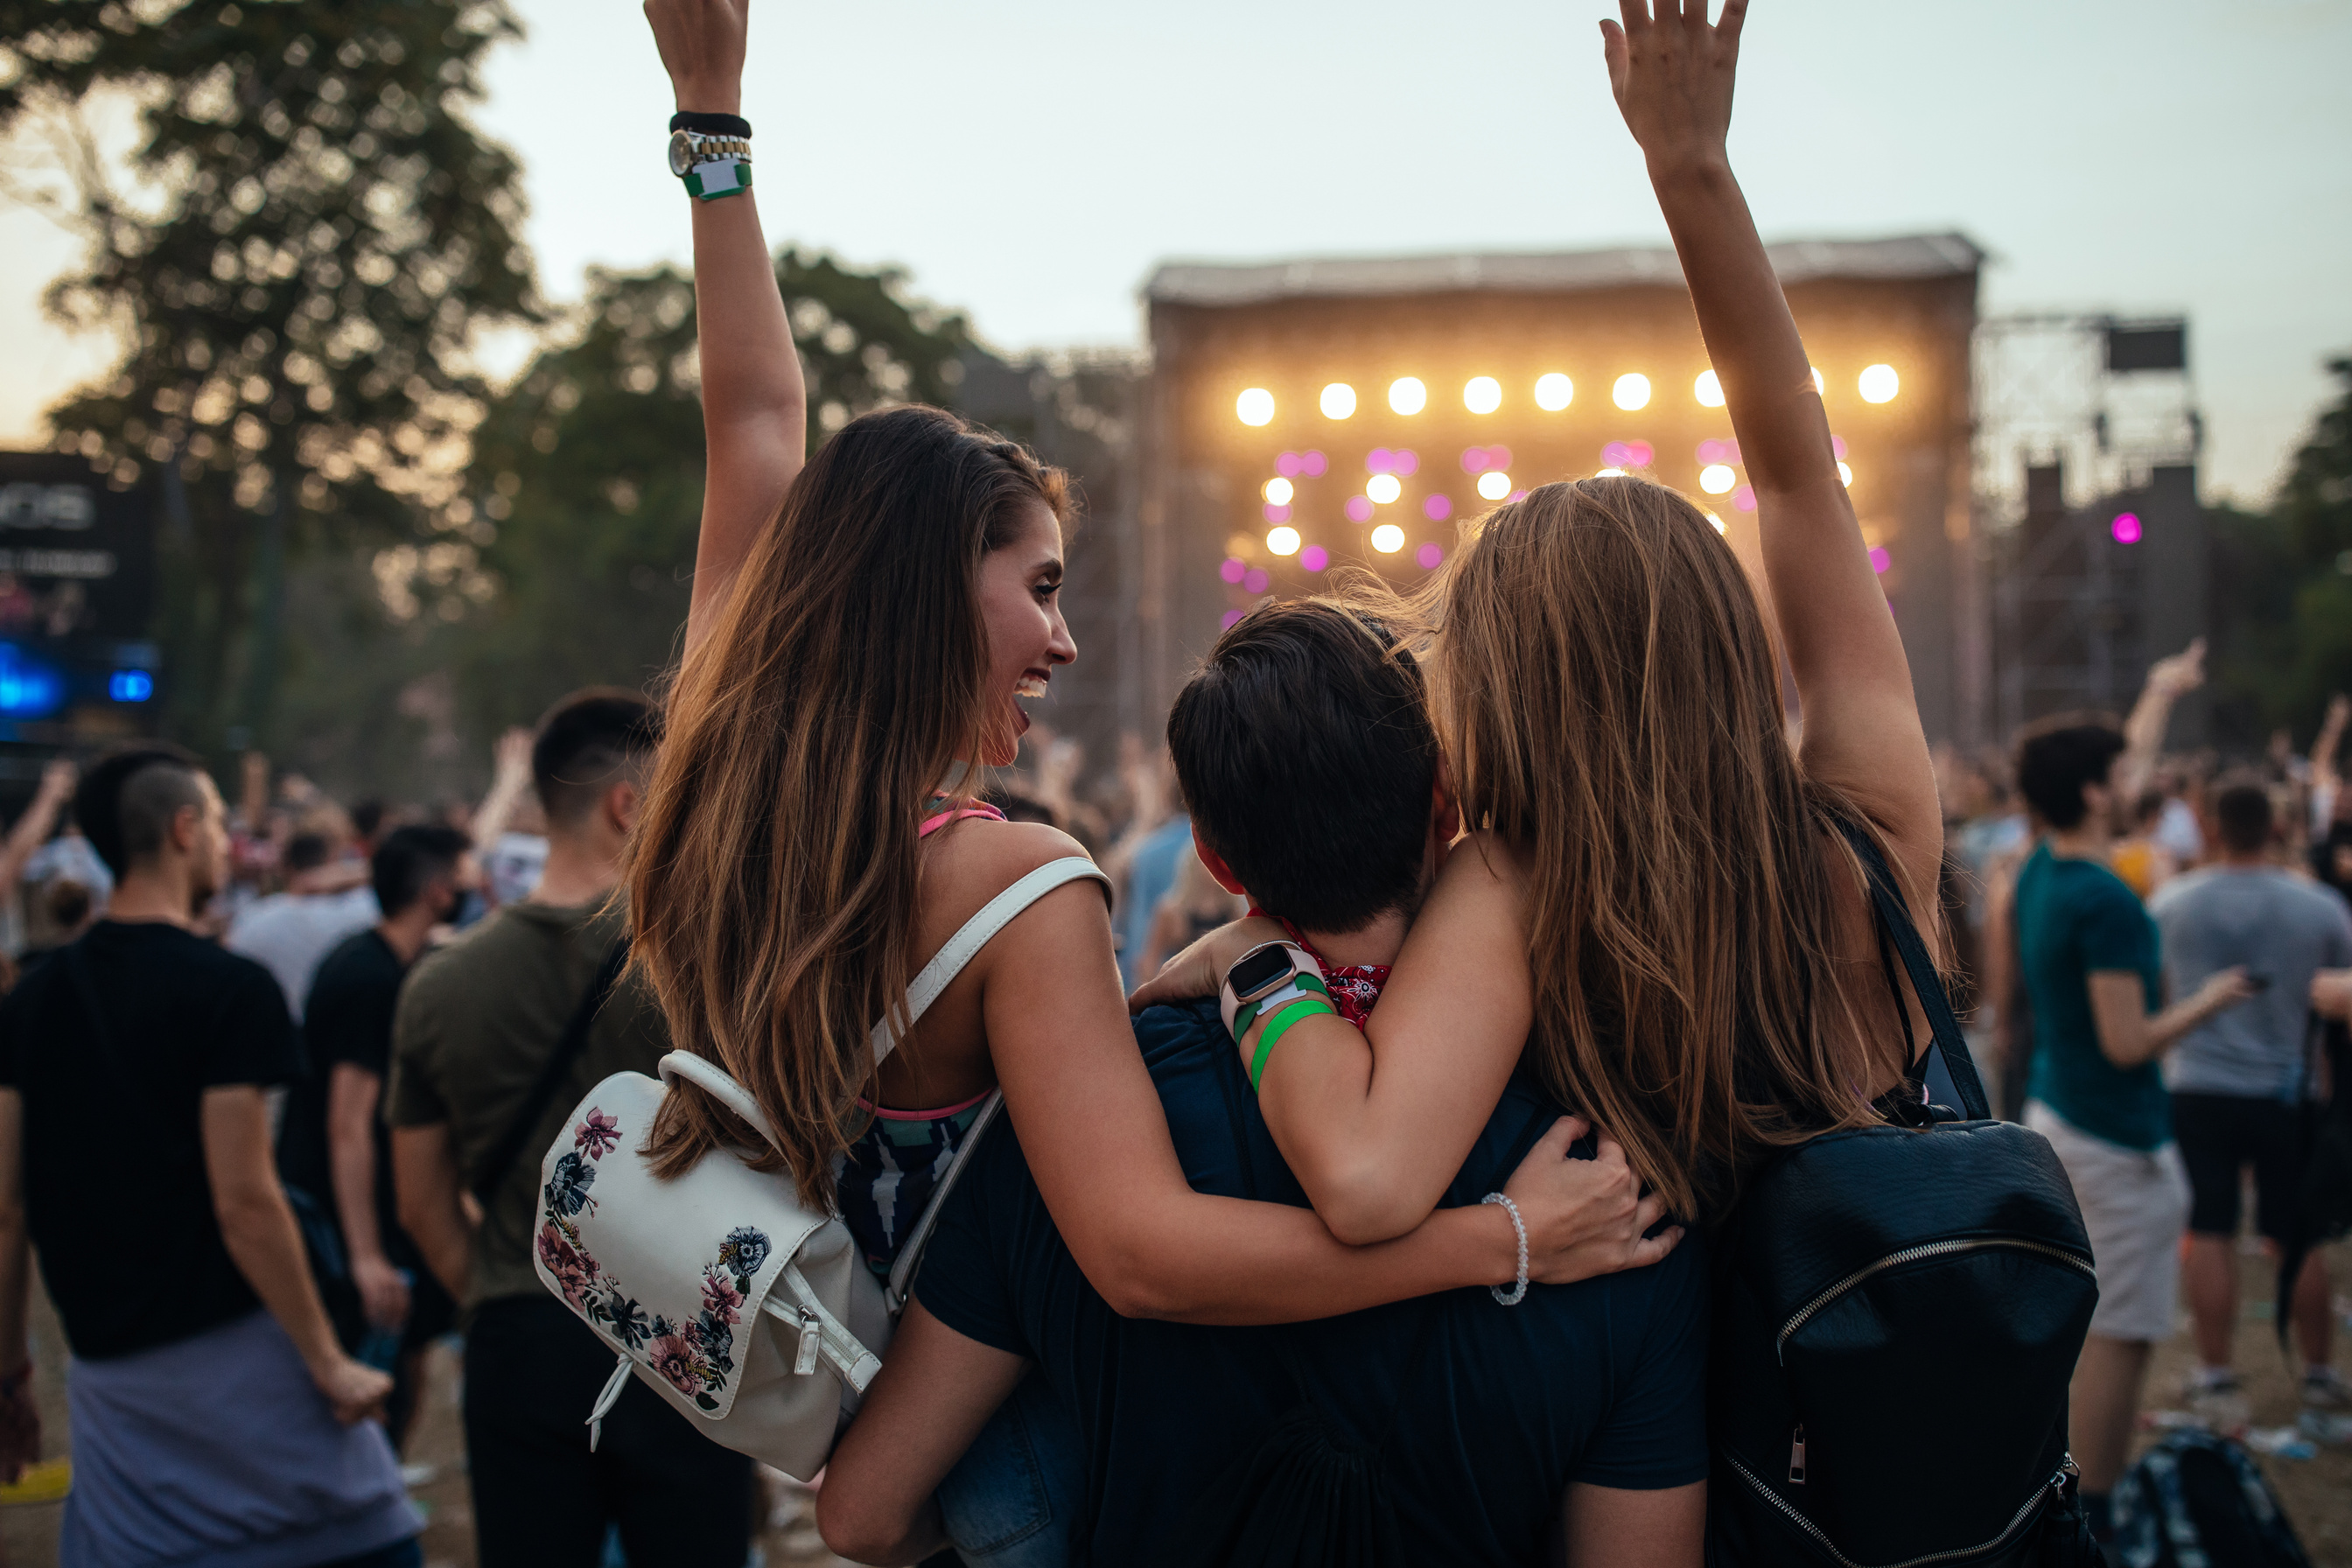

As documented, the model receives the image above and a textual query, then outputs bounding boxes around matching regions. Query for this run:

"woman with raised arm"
[1141,0,1945,1270]
[628,1,1663,1558]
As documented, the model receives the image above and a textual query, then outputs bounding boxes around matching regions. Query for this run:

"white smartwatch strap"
[1218,942,1322,1038]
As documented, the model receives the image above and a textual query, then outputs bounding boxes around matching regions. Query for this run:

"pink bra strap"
[919,802,1007,839]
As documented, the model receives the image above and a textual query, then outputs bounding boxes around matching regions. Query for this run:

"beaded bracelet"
[1249,995,1334,1092]
[1480,1192,1530,1306]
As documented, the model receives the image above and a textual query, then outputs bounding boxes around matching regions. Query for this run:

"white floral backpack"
[532,857,1108,1480]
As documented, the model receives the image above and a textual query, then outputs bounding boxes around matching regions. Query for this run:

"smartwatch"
[1220,941,1322,1039]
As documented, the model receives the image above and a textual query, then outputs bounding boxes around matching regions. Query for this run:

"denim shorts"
[934,1371,1083,1566]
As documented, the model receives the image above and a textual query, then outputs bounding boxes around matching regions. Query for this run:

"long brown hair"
[629,406,1068,1204]
[1430,476,1916,1221]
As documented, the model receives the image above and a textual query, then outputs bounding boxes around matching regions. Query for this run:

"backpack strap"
[1830,816,1992,1122]
[884,1088,1005,1318]
[868,857,1110,1069]
[473,941,630,1206]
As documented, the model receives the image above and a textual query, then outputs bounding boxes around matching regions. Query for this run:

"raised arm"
[2312,693,2349,796]
[2116,640,2204,804]
[645,0,806,655]
[1605,0,1939,895]
[0,761,74,897]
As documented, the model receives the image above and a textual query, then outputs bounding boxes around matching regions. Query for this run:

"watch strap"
[669,109,752,136]
[1220,942,1323,1039]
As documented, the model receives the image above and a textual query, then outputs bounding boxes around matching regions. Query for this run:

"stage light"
[1695,370,1725,408]
[1301,544,1331,571]
[109,668,156,703]
[1602,440,1655,469]
[1464,376,1502,415]
[1221,556,1248,584]
[1424,494,1452,522]
[1345,495,1374,522]
[1389,377,1427,415]
[1276,452,1303,477]
[1732,485,1756,512]
[1858,364,1900,404]
[1869,547,1891,575]
[1320,382,1357,419]
[1700,464,1735,494]
[1391,449,1419,476]
[1237,388,1275,426]
[2111,512,2142,544]
[1264,477,1294,506]
[1476,471,1511,500]
[1245,567,1270,593]
[1838,462,1853,487]
[1367,473,1403,505]
[1367,448,1395,473]
[1613,374,1650,411]
[1222,609,1243,629]
[1416,542,1445,570]
[1831,435,1847,458]
[1370,523,1405,553]
[1534,373,1573,411]
[1267,525,1301,556]
[1705,511,1726,536]
[1301,450,1328,476]
[1594,467,1626,479]
[1263,503,1292,523]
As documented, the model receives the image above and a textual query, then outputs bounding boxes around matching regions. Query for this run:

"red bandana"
[1250,910,1390,1030]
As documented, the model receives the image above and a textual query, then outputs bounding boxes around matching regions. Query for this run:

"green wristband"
[1250,996,1335,1093]
[1230,971,1329,1046]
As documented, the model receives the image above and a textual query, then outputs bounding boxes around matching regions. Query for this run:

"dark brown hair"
[629,406,1068,1204]
[1430,476,1917,1220]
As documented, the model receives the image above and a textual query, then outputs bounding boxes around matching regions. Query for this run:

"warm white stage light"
[1838,462,1854,487]
[1266,525,1301,556]
[1612,374,1650,411]
[1320,382,1357,419]
[1388,377,1427,415]
[1533,372,1573,411]
[1694,369,1724,409]
[1706,511,1726,535]
[1366,472,1402,505]
[1263,477,1294,506]
[1237,388,1275,426]
[1369,523,1405,554]
[1475,471,1512,500]
[1858,364,1900,403]
[1699,464,1736,495]
[1594,467,1626,478]
[1463,376,1502,415]
[1810,367,1826,395]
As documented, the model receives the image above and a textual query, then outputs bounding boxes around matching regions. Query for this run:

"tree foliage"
[0,0,538,749]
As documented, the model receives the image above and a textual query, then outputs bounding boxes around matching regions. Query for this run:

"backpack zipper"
[1775,1238,2094,1363]
[1724,1450,2066,1568]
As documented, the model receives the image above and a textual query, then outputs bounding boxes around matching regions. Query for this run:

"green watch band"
[1250,995,1335,1092]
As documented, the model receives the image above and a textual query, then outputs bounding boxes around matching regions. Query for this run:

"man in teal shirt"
[2012,720,2253,1542]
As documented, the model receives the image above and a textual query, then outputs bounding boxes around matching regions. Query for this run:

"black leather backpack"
[1706,822,2104,1568]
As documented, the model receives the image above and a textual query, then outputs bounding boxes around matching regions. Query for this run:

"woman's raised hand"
[1600,0,1746,171]
[644,0,748,114]
[1506,1117,1684,1285]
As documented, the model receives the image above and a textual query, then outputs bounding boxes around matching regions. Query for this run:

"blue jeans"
[934,1372,1082,1566]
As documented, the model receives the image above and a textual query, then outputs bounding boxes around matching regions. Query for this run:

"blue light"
[0,646,64,719]
[108,669,156,703]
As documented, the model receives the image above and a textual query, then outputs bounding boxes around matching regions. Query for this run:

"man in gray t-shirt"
[2149,782,2352,1421]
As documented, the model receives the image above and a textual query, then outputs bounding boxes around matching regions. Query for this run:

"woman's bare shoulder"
[918,818,1105,934]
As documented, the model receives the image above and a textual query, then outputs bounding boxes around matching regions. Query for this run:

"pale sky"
[4,1,2347,503]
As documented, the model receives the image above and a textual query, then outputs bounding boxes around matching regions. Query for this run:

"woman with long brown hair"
[1138,0,1944,1265]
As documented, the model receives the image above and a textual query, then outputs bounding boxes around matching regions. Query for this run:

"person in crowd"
[0,746,416,1565]
[630,3,1662,1557]
[1116,777,1194,991]
[823,599,1701,1565]
[2151,779,2352,1426]
[17,878,95,973]
[278,824,479,1450]
[1137,841,1244,979]
[472,726,549,910]
[2109,789,2177,900]
[2310,694,2348,840]
[388,690,755,1567]
[2006,721,2254,1534]
[228,823,380,1021]
[0,760,78,910]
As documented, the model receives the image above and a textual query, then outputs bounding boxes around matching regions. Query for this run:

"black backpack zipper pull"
[1788,1425,1807,1485]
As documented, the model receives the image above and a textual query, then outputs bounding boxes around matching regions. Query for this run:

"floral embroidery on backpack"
[536,1107,774,1411]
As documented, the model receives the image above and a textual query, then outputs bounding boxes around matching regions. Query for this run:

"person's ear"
[170,802,202,856]
[1432,768,1462,846]
[1191,833,1247,898]
[607,779,641,838]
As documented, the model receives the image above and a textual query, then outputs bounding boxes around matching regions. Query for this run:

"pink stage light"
[1301,544,1330,572]
[1345,496,1374,523]
[1301,451,1328,477]
[1732,485,1757,513]
[1219,557,1247,584]
[1868,547,1891,575]
[1696,438,1726,465]
[1367,448,1394,474]
[1416,542,1445,570]
[1508,489,1529,502]
[1222,609,1243,629]
[1276,452,1302,478]
[1461,447,1489,473]
[1628,440,1654,467]
[1392,448,1418,477]
[2110,512,2142,544]
[1263,502,1291,523]
[1831,436,1847,459]
[1424,494,1452,522]
[1602,441,1633,467]
[1243,568,1270,594]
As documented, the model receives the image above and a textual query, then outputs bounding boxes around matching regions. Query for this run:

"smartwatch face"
[1228,945,1296,1004]
[667,130,696,178]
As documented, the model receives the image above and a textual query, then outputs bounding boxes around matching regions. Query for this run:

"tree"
[0,0,538,752]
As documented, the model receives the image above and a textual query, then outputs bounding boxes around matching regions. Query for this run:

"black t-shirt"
[0,920,303,1360]
[277,929,411,1257]
[916,999,1710,1565]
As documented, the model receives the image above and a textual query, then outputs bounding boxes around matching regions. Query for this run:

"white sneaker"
[2301,1366,2352,1414]
[2184,1369,2250,1436]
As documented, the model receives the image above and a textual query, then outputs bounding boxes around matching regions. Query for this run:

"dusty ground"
[4,1242,2347,1566]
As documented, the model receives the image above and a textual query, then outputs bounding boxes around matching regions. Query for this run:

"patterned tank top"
[833,799,1006,1278]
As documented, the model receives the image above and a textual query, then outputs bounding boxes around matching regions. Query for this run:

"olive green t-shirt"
[387,897,668,1307]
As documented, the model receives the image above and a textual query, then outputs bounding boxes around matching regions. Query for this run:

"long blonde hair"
[628,407,1068,1205]
[1430,476,1916,1220]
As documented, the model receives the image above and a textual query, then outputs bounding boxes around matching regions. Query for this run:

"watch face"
[667,129,695,178]
[1228,945,1295,1004]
